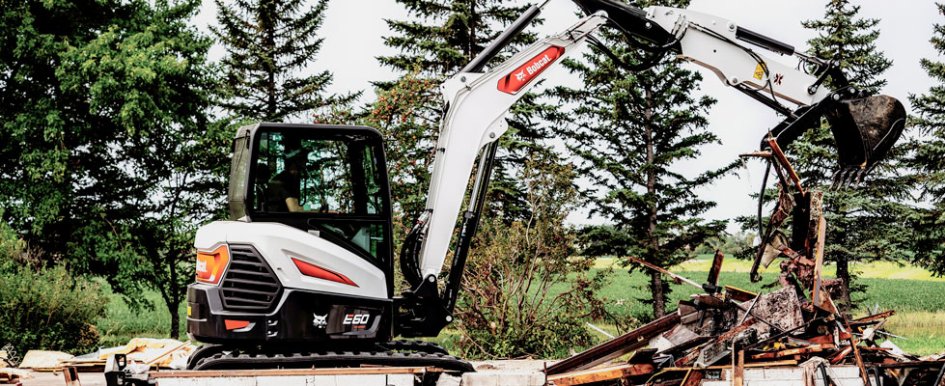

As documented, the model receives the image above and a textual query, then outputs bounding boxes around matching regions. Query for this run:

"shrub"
[454,152,611,359]
[0,263,108,355]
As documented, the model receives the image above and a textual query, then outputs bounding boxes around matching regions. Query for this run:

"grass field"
[94,257,945,356]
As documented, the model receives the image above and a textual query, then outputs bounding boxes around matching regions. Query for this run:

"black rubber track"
[192,349,474,373]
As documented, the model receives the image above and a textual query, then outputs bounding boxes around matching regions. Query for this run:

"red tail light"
[196,244,230,285]
[292,258,358,287]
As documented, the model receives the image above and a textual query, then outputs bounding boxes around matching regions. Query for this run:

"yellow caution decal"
[753,63,765,80]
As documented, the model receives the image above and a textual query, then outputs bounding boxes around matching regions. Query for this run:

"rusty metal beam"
[766,137,805,195]
[545,312,681,375]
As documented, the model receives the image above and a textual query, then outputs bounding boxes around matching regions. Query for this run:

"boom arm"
[395,0,905,337]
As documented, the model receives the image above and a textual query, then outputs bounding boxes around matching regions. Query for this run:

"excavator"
[181,0,906,373]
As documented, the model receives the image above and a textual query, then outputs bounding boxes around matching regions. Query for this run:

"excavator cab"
[228,123,395,271]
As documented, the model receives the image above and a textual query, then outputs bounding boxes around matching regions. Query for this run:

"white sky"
[196,1,942,232]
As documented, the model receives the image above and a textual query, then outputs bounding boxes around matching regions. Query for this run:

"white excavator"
[180,0,905,372]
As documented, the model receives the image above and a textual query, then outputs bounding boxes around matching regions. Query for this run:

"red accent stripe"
[497,45,565,95]
[292,258,359,287]
[224,319,250,331]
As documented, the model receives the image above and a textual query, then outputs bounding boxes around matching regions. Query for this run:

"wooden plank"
[724,286,757,302]
[750,344,835,360]
[706,250,724,291]
[148,366,441,378]
[811,216,829,311]
[627,256,702,289]
[732,350,745,386]
[680,368,704,386]
[547,363,654,385]
[545,312,680,375]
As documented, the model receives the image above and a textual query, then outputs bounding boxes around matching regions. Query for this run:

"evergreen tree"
[552,0,735,318]
[213,0,355,122]
[794,0,911,309]
[377,0,550,227]
[908,3,945,276]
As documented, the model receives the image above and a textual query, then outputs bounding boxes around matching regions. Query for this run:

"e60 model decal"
[497,46,565,95]
[343,313,371,330]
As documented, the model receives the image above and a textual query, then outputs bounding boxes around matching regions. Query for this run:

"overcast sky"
[196,1,942,232]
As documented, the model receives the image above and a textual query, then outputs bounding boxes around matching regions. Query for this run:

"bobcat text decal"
[497,46,565,95]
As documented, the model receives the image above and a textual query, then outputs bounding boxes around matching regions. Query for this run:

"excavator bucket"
[825,94,906,186]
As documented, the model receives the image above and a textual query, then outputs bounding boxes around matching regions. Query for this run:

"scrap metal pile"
[545,256,944,385]
[545,143,944,386]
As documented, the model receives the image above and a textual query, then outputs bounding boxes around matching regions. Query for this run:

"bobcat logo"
[312,313,328,329]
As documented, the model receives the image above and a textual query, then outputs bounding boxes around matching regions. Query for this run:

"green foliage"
[0,264,107,355]
[455,152,609,359]
[377,0,553,225]
[213,0,356,121]
[0,0,137,260]
[1,0,225,339]
[551,0,735,317]
[908,3,945,276]
[790,0,909,308]
[361,73,441,230]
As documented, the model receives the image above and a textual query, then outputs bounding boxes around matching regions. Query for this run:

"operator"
[265,153,305,212]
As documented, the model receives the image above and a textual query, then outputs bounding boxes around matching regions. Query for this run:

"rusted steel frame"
[627,256,702,289]
[766,137,805,195]
[848,330,872,386]
[545,312,681,375]
[830,346,853,365]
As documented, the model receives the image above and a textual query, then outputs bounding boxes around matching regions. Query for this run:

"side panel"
[195,221,388,300]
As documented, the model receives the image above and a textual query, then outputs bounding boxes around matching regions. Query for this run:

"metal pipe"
[460,4,543,73]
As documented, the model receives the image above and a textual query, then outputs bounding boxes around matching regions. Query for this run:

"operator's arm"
[286,197,303,212]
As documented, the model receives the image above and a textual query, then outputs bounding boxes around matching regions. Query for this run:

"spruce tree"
[794,0,911,309]
[377,0,550,225]
[908,3,945,276]
[552,0,734,318]
[213,0,354,121]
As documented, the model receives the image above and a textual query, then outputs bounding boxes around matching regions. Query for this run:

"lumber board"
[547,363,654,386]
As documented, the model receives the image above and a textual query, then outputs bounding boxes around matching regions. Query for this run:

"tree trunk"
[168,250,181,340]
[835,254,853,313]
[649,271,666,317]
[643,85,665,317]
[169,300,180,340]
